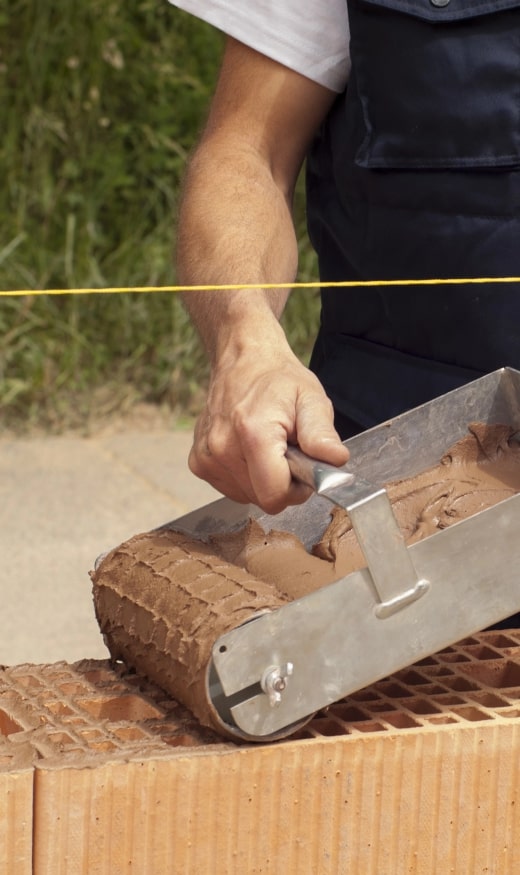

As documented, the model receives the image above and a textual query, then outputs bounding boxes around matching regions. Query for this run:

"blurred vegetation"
[0,1,319,432]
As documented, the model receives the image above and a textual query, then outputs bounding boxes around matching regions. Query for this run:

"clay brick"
[0,754,33,875]
[0,675,38,875]
[31,724,520,875]
[2,632,520,873]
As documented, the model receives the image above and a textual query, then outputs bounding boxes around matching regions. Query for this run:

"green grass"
[0,1,320,432]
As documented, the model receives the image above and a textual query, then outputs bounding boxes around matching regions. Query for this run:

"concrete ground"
[0,429,220,666]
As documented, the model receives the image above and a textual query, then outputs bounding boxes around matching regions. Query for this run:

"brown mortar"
[91,529,288,733]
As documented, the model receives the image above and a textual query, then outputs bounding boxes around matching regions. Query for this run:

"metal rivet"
[430,0,451,6]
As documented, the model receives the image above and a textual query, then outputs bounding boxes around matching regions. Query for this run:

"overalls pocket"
[349,0,520,168]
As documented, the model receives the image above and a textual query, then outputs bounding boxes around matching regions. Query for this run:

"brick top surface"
[2,629,520,770]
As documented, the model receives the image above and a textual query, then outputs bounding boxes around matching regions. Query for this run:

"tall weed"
[0,2,319,430]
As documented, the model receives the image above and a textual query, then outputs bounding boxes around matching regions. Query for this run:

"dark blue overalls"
[307,0,520,437]
[306,0,520,626]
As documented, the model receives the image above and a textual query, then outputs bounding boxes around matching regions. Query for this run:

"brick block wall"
[2,631,520,873]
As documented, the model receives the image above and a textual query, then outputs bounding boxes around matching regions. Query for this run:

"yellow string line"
[1,276,520,297]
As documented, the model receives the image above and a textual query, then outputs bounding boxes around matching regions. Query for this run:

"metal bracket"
[286,446,430,618]
[345,488,430,617]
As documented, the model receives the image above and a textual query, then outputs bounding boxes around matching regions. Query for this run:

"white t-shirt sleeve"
[167,0,350,93]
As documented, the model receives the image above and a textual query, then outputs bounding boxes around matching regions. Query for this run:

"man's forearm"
[177,137,298,362]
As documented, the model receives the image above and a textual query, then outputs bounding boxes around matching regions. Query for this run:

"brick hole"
[426,716,459,725]
[82,669,118,684]
[45,702,74,717]
[461,645,500,660]
[348,689,381,703]
[163,733,207,747]
[286,728,315,741]
[130,681,166,701]
[458,660,520,689]
[375,682,413,698]
[77,694,164,721]
[393,670,429,686]
[450,706,493,723]
[14,675,42,689]
[147,720,185,735]
[498,708,520,718]
[434,694,465,706]
[438,653,470,663]
[58,682,90,696]
[299,727,320,739]
[439,646,456,653]
[309,718,348,737]
[0,710,23,736]
[151,720,214,744]
[440,676,480,692]
[98,683,129,694]
[328,704,370,722]
[111,726,148,741]
[61,716,87,726]
[420,665,455,678]
[379,712,420,729]
[484,634,519,648]
[78,729,105,741]
[456,637,480,646]
[405,698,441,716]
[350,721,387,734]
[417,684,449,696]
[154,698,180,712]
[414,656,438,667]
[315,707,332,719]
[365,701,397,713]
[503,647,520,658]
[466,691,509,708]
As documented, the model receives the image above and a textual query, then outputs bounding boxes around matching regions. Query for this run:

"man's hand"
[188,330,349,514]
